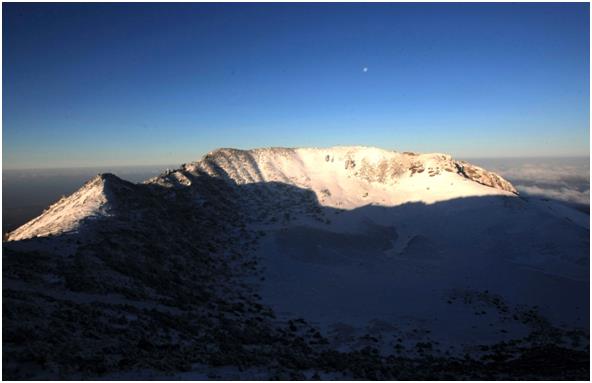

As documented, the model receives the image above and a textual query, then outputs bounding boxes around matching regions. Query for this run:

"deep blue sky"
[3,3,590,169]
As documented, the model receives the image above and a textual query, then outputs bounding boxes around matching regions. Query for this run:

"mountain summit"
[7,173,139,241]
[8,146,516,241]
[160,146,517,205]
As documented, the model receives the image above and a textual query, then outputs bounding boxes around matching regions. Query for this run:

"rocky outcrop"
[454,160,518,194]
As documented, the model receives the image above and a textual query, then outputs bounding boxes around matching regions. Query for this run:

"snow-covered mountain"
[7,147,517,241]
[3,146,589,380]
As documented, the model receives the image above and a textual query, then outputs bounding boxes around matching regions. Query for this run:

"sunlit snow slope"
[185,146,517,208]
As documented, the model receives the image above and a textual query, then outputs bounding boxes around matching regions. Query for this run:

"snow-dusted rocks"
[6,173,128,241]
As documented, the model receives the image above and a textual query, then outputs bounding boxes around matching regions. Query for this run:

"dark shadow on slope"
[2,172,590,380]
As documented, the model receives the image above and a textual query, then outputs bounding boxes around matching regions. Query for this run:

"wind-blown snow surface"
[3,147,589,380]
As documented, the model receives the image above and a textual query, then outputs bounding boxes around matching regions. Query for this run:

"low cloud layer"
[515,184,590,205]
[498,164,588,185]
[469,157,589,207]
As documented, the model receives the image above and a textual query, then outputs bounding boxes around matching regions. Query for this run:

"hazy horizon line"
[3,154,590,172]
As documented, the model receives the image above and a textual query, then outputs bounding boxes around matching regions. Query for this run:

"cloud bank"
[515,184,589,205]
[469,157,589,207]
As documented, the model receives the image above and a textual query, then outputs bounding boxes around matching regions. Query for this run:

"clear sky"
[3,3,590,169]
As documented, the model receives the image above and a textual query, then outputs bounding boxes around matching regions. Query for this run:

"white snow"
[255,193,589,354]
[7,175,114,241]
[193,146,517,210]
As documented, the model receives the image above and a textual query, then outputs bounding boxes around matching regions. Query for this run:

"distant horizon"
[2,150,590,171]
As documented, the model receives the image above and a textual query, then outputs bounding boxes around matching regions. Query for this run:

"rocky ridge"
[8,147,517,242]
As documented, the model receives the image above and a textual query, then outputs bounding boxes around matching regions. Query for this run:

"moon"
[363,67,368,72]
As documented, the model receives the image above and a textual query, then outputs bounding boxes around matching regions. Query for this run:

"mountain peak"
[6,173,127,241]
[7,146,518,241]
[179,146,517,209]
